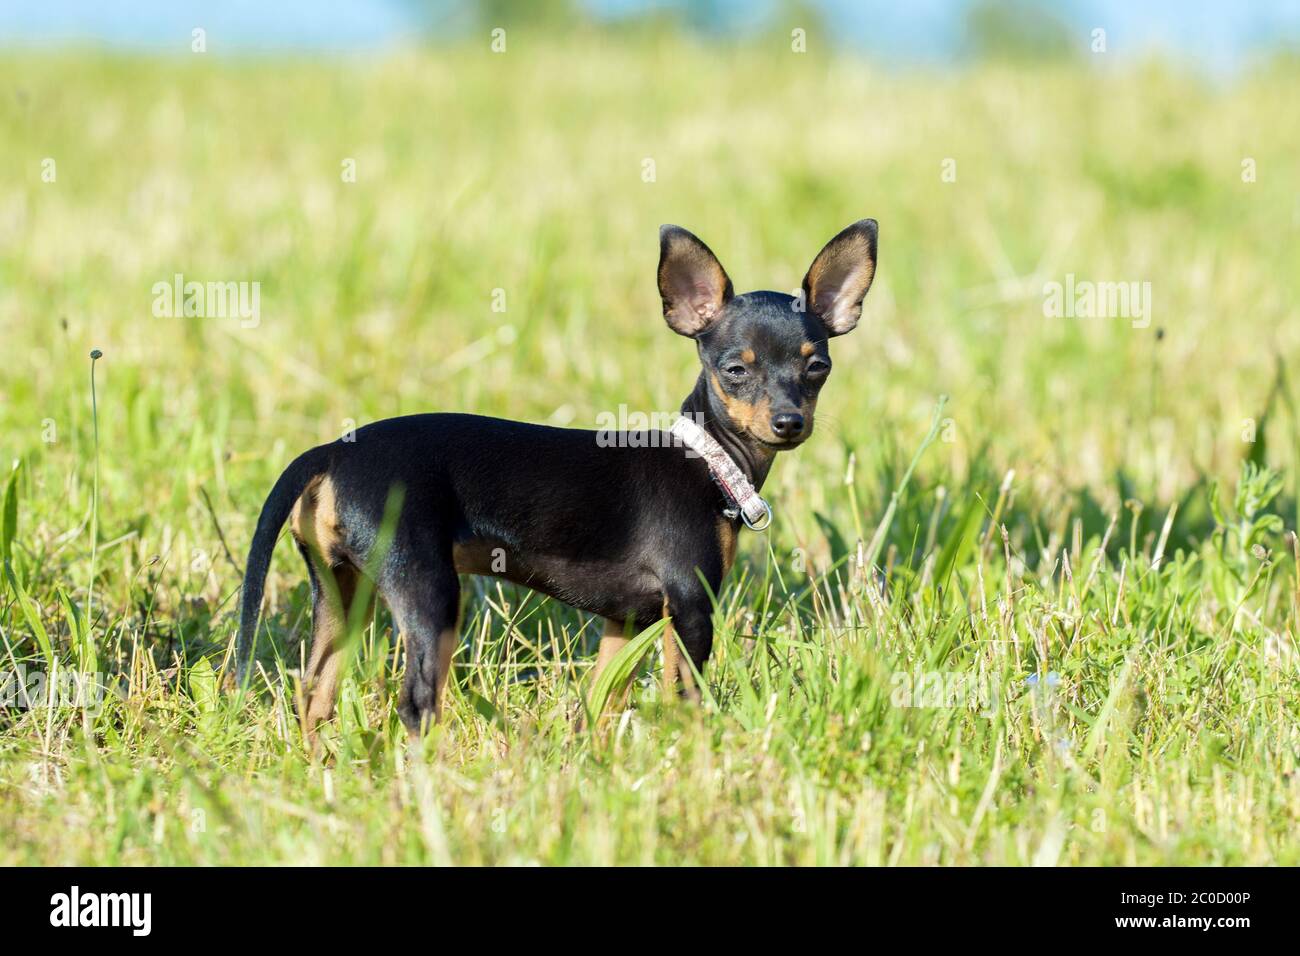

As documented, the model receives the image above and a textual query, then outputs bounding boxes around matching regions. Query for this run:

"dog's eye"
[723,364,748,379]
[806,360,831,377]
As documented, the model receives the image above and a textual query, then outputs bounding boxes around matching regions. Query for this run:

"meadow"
[1,35,1298,864]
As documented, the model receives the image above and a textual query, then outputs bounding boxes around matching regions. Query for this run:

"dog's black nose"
[770,412,805,439]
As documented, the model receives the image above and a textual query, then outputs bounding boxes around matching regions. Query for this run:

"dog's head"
[658,220,877,450]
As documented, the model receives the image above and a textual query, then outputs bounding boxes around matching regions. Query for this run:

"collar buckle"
[741,497,772,532]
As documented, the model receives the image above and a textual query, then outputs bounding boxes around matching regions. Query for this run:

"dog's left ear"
[802,219,878,336]
[658,225,734,337]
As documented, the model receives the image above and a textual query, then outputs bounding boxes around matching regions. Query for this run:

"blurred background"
[4,0,1300,71]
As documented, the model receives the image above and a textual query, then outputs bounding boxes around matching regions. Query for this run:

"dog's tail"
[232,444,333,688]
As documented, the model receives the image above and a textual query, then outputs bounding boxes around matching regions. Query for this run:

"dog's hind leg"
[300,554,363,745]
[385,544,461,737]
[290,475,368,750]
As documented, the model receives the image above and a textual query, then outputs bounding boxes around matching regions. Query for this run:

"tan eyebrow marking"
[800,341,816,356]
[740,348,756,363]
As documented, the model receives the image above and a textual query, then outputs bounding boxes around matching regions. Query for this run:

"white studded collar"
[670,416,772,531]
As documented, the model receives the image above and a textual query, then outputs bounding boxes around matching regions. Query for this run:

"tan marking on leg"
[433,627,457,721]
[291,473,359,751]
[303,615,344,727]
[661,597,681,700]
[579,618,633,732]
[718,517,738,577]
[302,562,361,752]
[661,597,698,702]
[592,627,630,687]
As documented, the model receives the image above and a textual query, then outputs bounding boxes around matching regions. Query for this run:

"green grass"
[1,38,1299,865]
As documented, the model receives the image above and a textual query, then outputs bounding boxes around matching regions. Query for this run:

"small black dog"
[234,220,877,738]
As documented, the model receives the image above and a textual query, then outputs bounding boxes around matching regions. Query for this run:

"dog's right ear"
[658,225,734,337]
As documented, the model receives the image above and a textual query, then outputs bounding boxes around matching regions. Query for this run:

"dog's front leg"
[661,591,712,703]
[578,617,637,732]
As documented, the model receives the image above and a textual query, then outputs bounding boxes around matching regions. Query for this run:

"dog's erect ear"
[802,219,878,336]
[658,225,734,337]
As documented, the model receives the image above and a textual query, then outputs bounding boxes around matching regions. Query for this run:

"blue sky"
[2,0,1299,72]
